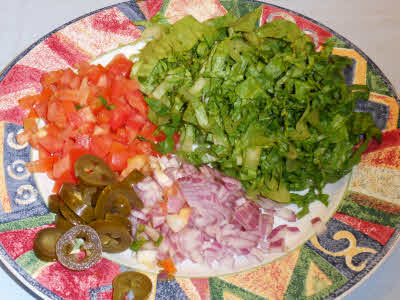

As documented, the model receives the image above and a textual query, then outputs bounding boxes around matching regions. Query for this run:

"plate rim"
[0,1,398,299]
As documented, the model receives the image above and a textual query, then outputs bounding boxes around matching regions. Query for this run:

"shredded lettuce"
[131,11,382,215]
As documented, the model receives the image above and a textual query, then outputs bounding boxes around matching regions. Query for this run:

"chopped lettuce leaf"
[130,13,382,211]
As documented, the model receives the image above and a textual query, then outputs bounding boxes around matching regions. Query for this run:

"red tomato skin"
[75,134,91,150]
[109,106,131,131]
[108,151,129,171]
[96,108,111,124]
[106,54,134,78]
[38,135,64,153]
[139,121,159,143]
[126,89,147,116]
[90,135,113,159]
[53,154,71,179]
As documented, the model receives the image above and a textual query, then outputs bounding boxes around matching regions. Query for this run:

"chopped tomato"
[60,69,80,89]
[158,258,177,275]
[18,53,177,189]
[38,135,64,153]
[18,95,39,110]
[68,148,89,169]
[47,101,67,128]
[90,135,112,159]
[111,77,140,103]
[67,111,85,128]
[159,201,168,214]
[53,154,71,179]
[109,106,130,130]
[106,53,134,78]
[26,157,54,173]
[96,108,112,124]
[108,150,130,171]
[33,98,48,119]
[139,121,159,143]
[56,89,80,103]
[133,140,155,156]
[52,170,78,193]
[40,70,63,89]
[126,89,147,116]
[75,134,91,149]
[61,101,77,115]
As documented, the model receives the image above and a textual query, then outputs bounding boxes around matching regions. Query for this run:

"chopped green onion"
[98,96,115,110]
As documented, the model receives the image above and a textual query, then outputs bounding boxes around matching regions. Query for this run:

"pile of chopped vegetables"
[17,54,170,193]
[15,7,384,298]
[125,155,298,270]
[131,9,382,216]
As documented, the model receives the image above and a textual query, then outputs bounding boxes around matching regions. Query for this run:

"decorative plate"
[0,1,399,299]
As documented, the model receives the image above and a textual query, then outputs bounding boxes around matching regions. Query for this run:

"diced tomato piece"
[139,121,159,143]
[38,146,51,159]
[33,98,48,119]
[56,89,80,103]
[126,110,146,131]
[68,148,89,169]
[60,69,80,89]
[77,107,96,123]
[52,181,63,194]
[115,127,129,144]
[109,106,130,130]
[67,112,85,128]
[97,74,109,88]
[156,131,167,143]
[62,101,77,115]
[173,132,180,144]
[46,124,62,136]
[47,101,67,128]
[90,135,113,159]
[18,95,39,110]
[38,135,64,153]
[106,54,134,79]
[52,170,78,193]
[78,64,107,85]
[53,154,71,179]
[126,89,147,116]
[130,140,154,156]
[40,70,63,89]
[139,121,166,143]
[111,77,141,103]
[87,96,104,114]
[75,134,91,150]
[158,258,177,275]
[78,122,95,135]
[96,108,112,124]
[108,150,129,171]
[109,141,127,153]
[26,157,54,173]
[28,109,39,119]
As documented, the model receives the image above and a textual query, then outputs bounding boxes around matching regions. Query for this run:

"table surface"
[0,1,399,299]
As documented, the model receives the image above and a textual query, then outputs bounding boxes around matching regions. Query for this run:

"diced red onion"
[135,177,163,208]
[311,217,327,236]
[152,216,166,228]
[144,225,160,242]
[233,201,261,231]
[220,255,235,269]
[267,225,288,243]
[153,169,174,188]
[258,214,274,238]
[131,210,148,221]
[235,197,247,207]
[267,238,287,253]
[275,207,297,222]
